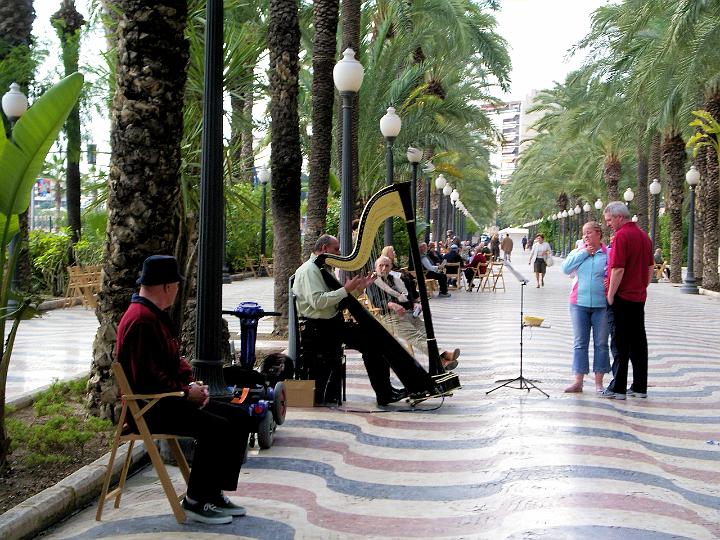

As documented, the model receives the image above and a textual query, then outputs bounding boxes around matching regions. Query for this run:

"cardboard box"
[284,379,315,407]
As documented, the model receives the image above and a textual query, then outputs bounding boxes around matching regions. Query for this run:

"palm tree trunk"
[88,0,189,420]
[303,0,339,260]
[338,0,361,217]
[241,93,254,182]
[604,154,621,202]
[268,0,302,335]
[702,93,720,291]
[647,131,662,249]
[635,135,649,233]
[660,132,686,284]
[51,1,85,248]
[693,147,706,284]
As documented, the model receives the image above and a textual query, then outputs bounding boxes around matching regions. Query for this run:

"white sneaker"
[599,389,626,400]
[627,388,647,398]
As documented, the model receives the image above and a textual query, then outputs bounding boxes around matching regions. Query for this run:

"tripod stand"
[486,277,548,398]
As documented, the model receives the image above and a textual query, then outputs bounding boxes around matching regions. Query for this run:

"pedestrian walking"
[521,236,527,251]
[561,222,610,393]
[600,202,653,400]
[501,233,513,262]
[528,233,552,288]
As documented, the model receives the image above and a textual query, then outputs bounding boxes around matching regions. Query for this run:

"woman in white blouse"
[528,233,552,288]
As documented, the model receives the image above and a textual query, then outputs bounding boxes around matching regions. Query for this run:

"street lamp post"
[594,198,603,221]
[623,187,634,209]
[583,202,591,224]
[450,189,459,234]
[333,48,364,257]
[574,204,581,243]
[442,182,452,240]
[407,147,423,218]
[435,174,446,245]
[423,162,434,242]
[561,209,568,257]
[2,83,29,301]
[649,178,661,283]
[681,166,700,294]
[258,167,270,259]
[380,106,401,245]
[567,208,575,253]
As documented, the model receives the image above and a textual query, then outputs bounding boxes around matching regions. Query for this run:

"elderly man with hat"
[115,255,251,525]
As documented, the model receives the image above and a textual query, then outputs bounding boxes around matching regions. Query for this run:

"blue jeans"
[569,303,610,374]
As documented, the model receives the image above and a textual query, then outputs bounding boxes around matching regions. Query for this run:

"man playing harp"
[367,256,460,371]
[292,235,409,406]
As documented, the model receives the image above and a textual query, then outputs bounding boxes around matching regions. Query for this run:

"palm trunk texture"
[339,0,360,213]
[647,131,662,250]
[604,155,621,203]
[702,93,720,291]
[88,1,189,419]
[661,132,686,284]
[303,0,339,260]
[635,136,649,233]
[268,0,302,335]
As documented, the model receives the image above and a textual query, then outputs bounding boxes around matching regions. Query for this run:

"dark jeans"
[606,296,648,394]
[144,398,250,502]
[425,270,448,294]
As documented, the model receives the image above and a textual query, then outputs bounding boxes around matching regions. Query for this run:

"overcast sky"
[494,0,609,101]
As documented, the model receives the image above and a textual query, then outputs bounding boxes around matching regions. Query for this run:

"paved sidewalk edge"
[0,442,149,540]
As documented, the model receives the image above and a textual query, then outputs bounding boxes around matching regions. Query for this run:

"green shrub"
[29,228,71,296]
[226,182,274,271]
[73,210,107,266]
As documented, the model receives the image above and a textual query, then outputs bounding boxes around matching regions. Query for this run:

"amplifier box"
[284,379,315,408]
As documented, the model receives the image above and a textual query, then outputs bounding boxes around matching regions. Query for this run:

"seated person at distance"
[115,255,251,525]
[367,256,460,370]
[292,235,409,406]
[443,244,465,287]
[419,242,450,297]
[464,249,488,290]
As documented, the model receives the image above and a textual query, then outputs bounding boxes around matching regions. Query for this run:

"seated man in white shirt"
[292,235,408,406]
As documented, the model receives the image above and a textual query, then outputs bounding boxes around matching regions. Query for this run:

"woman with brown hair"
[528,233,552,287]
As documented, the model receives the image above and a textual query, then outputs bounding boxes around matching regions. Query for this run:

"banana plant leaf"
[0,72,84,217]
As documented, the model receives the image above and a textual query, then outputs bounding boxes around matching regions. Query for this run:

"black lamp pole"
[384,136,396,245]
[339,91,354,257]
[424,173,431,243]
[410,160,418,218]
[193,0,226,395]
[260,180,268,256]
[681,181,699,294]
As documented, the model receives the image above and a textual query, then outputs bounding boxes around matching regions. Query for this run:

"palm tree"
[302,0,338,259]
[88,1,189,420]
[51,1,85,248]
[268,0,301,335]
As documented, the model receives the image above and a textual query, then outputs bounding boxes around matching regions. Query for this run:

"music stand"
[486,266,548,398]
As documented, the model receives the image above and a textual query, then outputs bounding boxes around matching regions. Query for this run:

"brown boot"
[440,348,460,370]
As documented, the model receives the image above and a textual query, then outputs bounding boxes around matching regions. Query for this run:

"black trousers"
[301,316,393,402]
[606,296,648,394]
[144,398,250,502]
[424,270,448,293]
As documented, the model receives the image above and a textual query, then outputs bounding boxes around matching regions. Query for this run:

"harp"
[315,182,460,405]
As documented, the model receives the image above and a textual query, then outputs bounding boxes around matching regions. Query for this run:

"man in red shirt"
[116,255,251,524]
[600,202,654,399]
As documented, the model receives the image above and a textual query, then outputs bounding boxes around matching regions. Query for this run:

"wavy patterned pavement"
[42,257,720,539]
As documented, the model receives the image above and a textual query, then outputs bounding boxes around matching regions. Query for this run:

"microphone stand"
[487,263,548,397]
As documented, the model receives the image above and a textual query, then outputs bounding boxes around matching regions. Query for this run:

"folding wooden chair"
[64,266,84,308]
[243,256,258,278]
[654,262,667,281]
[475,263,494,292]
[490,261,505,292]
[260,255,274,277]
[96,363,191,523]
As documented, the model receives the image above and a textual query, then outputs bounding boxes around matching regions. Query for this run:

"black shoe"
[377,387,408,406]
[182,498,233,524]
[211,493,247,517]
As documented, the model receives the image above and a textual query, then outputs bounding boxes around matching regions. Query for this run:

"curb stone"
[0,442,149,540]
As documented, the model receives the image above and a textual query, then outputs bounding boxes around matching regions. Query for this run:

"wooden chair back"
[243,256,258,278]
[64,264,102,309]
[260,254,274,277]
[96,363,191,523]
[476,263,494,292]
[490,261,506,292]
[443,262,462,290]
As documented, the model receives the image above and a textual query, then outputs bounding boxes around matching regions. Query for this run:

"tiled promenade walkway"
[12,250,720,538]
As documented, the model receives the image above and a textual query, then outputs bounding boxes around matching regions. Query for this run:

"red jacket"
[115,294,193,396]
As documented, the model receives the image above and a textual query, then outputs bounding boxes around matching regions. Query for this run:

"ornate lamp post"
[649,178,662,283]
[407,146,423,217]
[2,83,29,299]
[567,208,575,253]
[442,181,452,241]
[423,161,435,242]
[450,189,460,233]
[594,198,603,221]
[583,202,591,224]
[380,106,401,245]
[681,165,700,294]
[435,173,446,244]
[623,187,634,209]
[257,166,270,258]
[333,48,364,257]
[574,204,582,242]
[561,209,568,257]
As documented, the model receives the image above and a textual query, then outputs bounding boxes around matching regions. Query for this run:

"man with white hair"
[367,256,460,370]
[600,201,653,400]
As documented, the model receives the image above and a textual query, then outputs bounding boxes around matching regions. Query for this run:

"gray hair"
[604,201,630,219]
[314,234,336,252]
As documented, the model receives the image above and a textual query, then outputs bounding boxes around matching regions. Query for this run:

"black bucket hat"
[136,255,185,286]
